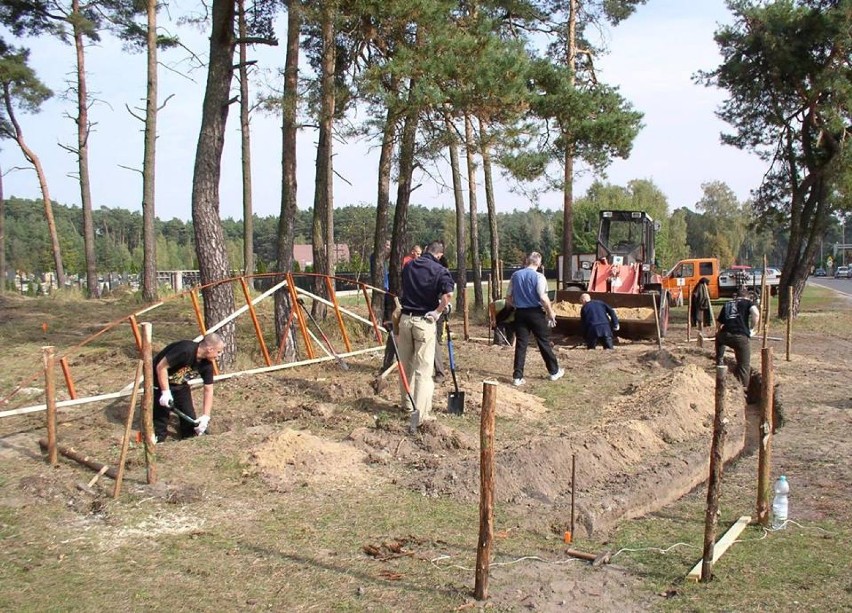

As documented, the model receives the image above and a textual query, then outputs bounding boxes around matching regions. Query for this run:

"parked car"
[753,267,781,280]
[814,267,827,277]
[834,266,849,278]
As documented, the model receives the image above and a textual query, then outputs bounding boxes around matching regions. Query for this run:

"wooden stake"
[141,322,157,484]
[786,286,793,362]
[756,347,774,527]
[43,346,58,467]
[240,276,272,367]
[701,365,728,582]
[59,356,77,400]
[463,286,470,341]
[651,293,662,350]
[475,380,498,601]
[113,360,144,499]
[687,288,692,342]
[570,453,576,542]
[325,276,352,353]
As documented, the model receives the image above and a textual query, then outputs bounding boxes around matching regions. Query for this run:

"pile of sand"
[552,301,655,321]
[247,428,370,489]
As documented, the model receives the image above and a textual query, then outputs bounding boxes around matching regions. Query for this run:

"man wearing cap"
[398,241,455,433]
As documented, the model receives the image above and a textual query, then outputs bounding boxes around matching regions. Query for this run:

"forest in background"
[6,173,830,286]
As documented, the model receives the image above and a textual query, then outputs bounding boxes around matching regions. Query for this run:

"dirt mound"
[419,362,746,536]
[246,428,371,491]
[494,385,550,419]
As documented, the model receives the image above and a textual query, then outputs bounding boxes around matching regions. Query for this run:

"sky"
[0,0,770,223]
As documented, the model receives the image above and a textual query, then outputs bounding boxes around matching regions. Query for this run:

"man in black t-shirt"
[715,290,760,387]
[153,333,224,442]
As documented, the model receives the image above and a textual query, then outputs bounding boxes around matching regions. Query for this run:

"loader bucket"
[552,291,664,341]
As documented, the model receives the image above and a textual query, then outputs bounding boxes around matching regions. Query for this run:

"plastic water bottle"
[772,475,790,529]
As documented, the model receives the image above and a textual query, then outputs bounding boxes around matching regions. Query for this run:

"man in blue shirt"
[506,252,564,386]
[580,293,620,349]
[399,241,455,433]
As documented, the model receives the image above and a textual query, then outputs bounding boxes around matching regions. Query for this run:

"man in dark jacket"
[580,293,620,349]
[398,241,454,433]
[153,333,224,442]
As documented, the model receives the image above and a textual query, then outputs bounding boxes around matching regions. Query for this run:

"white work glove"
[425,310,442,323]
[547,317,557,328]
[194,414,210,436]
[614,324,620,332]
[158,389,173,408]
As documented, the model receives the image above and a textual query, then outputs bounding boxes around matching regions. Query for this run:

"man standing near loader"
[580,293,620,349]
[715,288,760,387]
[506,252,564,386]
[398,241,454,433]
[153,333,224,443]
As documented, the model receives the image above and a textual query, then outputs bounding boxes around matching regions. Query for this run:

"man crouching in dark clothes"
[153,333,224,442]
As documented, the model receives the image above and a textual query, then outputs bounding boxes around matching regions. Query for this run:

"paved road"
[809,276,852,296]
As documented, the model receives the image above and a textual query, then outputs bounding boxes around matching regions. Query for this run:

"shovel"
[445,318,465,415]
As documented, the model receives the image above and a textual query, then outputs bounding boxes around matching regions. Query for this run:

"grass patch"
[608,510,851,611]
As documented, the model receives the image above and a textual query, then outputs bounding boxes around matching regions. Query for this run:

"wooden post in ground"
[43,346,58,467]
[756,347,774,527]
[59,357,77,399]
[786,286,793,362]
[113,360,144,499]
[761,256,769,349]
[474,380,497,601]
[570,453,576,541]
[463,286,470,341]
[687,289,692,342]
[651,293,662,350]
[141,322,157,484]
[701,365,728,582]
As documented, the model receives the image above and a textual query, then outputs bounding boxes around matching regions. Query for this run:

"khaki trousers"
[397,314,437,427]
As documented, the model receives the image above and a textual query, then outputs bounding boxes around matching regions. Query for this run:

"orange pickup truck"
[662,258,780,305]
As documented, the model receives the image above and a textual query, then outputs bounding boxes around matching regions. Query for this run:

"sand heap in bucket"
[552,301,655,321]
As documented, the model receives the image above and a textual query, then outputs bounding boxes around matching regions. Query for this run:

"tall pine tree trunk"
[561,0,578,288]
[238,0,254,289]
[141,0,158,302]
[464,114,482,309]
[479,117,500,301]
[311,2,335,318]
[371,103,395,320]
[72,0,98,298]
[275,0,300,346]
[389,86,419,297]
[0,164,5,292]
[445,112,466,313]
[191,0,237,365]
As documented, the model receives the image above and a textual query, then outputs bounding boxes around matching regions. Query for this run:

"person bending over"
[153,333,224,442]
